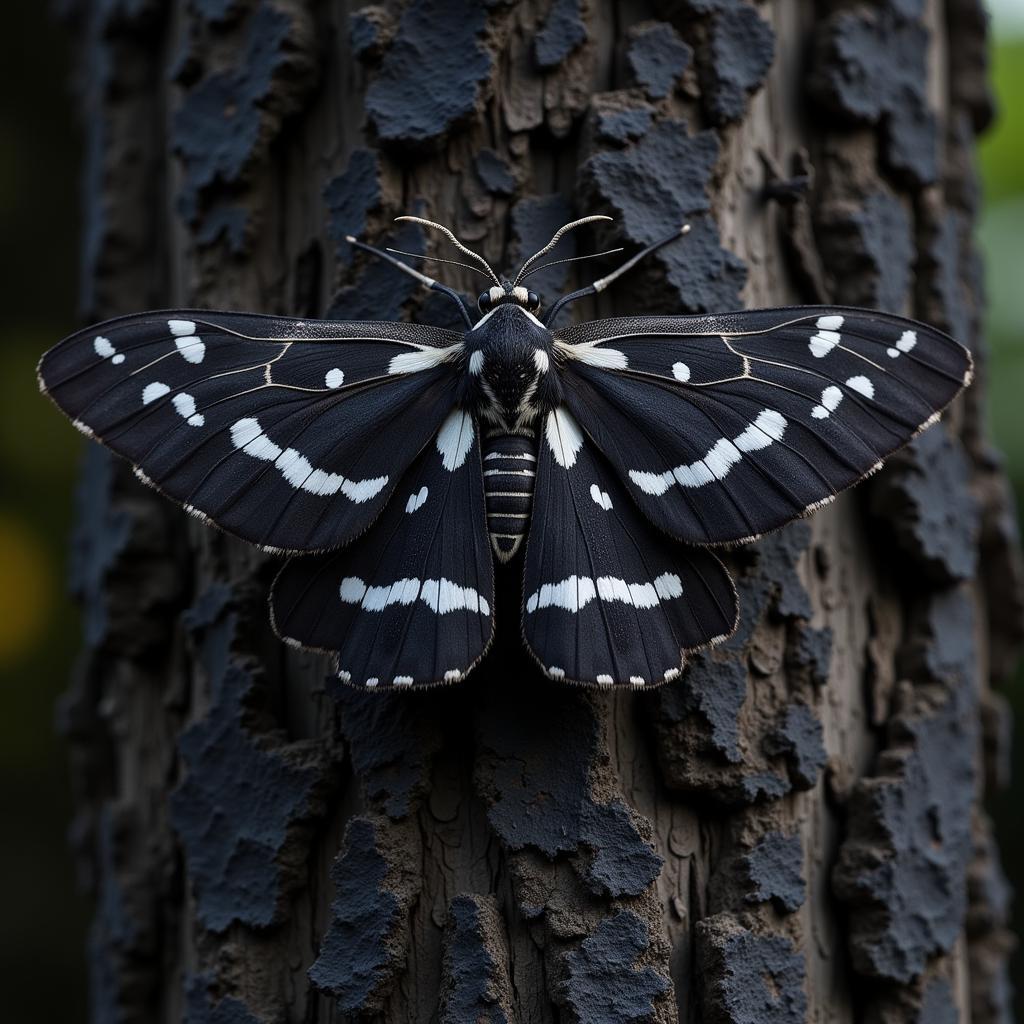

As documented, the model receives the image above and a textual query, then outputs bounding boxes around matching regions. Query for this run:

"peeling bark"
[58,0,1020,1020]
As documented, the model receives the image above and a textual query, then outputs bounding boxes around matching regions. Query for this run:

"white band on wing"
[525,572,683,613]
[339,576,490,616]
[230,417,388,501]
[628,409,787,495]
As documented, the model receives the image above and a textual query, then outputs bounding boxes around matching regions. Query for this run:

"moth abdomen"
[482,429,537,562]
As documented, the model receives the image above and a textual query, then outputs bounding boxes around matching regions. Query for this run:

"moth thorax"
[482,429,537,562]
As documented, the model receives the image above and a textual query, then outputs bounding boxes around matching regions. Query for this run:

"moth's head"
[477,281,541,316]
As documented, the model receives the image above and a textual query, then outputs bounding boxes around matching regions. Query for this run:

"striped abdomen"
[483,430,537,562]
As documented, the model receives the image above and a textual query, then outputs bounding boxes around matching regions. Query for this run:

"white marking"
[93,335,125,364]
[468,350,484,375]
[365,678,379,688]
[230,417,388,501]
[485,451,536,462]
[435,409,474,471]
[488,286,503,303]
[564,340,628,369]
[393,676,413,686]
[72,419,95,438]
[513,286,529,304]
[663,668,680,682]
[388,343,459,375]
[545,407,585,468]
[339,576,490,616]
[525,572,684,614]
[809,315,844,358]
[168,319,196,336]
[175,335,206,364]
[142,381,170,405]
[590,484,613,510]
[547,666,566,679]
[630,676,646,686]
[597,674,614,686]
[886,330,917,358]
[172,392,205,427]
[811,385,843,419]
[444,669,462,683]
[325,368,345,388]
[337,670,352,683]
[339,577,367,603]
[846,375,875,398]
[629,409,786,493]
[533,349,550,373]
[406,486,428,513]
[672,361,690,382]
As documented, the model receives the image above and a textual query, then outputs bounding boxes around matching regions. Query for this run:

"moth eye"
[477,292,492,313]
[527,291,541,312]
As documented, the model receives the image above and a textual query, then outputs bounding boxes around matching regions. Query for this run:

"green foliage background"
[0,8,1019,1022]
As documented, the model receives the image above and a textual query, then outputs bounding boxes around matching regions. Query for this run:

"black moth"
[38,214,972,690]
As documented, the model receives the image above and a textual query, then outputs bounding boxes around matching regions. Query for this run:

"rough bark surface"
[58,0,1021,1021]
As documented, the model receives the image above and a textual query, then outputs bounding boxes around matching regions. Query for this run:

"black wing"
[522,406,738,687]
[38,310,464,553]
[270,409,493,688]
[553,306,972,545]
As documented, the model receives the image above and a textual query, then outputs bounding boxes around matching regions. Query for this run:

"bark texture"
[59,0,1021,1021]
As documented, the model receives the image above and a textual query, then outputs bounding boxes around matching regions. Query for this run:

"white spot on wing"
[630,676,646,686]
[846,375,875,398]
[142,381,170,405]
[672,362,690,382]
[597,674,614,686]
[175,335,206,364]
[811,385,843,419]
[468,350,484,375]
[388,343,459,375]
[545,407,584,468]
[230,417,388,501]
[393,676,413,686]
[809,315,843,358]
[590,484,613,510]
[564,340,628,369]
[168,319,196,336]
[325,368,345,388]
[93,335,125,364]
[405,486,428,513]
[533,349,550,373]
[435,409,475,471]
[444,669,463,683]
[172,392,205,426]
[547,666,566,680]
[887,329,917,358]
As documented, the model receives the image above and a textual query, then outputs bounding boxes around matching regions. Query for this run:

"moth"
[38,214,972,689]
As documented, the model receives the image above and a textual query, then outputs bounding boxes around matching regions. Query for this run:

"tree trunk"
[60,0,1022,1021]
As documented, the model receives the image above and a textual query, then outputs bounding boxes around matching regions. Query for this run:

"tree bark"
[59,0,1022,1021]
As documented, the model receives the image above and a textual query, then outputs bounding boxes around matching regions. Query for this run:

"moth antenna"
[591,223,691,293]
[512,215,613,286]
[543,223,691,328]
[385,247,493,280]
[345,234,474,328]
[395,216,501,286]
[518,247,625,281]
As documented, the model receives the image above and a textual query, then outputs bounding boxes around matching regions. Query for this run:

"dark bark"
[58,0,1021,1021]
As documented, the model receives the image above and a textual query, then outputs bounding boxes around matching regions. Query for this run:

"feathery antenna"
[512,215,613,286]
[395,216,501,286]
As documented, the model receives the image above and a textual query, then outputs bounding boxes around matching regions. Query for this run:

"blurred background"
[1,3,1021,1020]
